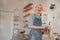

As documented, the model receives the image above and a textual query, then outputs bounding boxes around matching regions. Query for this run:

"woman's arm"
[29,25,48,29]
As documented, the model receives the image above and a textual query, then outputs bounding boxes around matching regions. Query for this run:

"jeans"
[28,29,42,40]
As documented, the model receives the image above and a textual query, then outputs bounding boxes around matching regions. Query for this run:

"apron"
[28,14,42,40]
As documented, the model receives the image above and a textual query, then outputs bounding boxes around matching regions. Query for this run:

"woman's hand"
[42,26,49,30]
[42,26,50,34]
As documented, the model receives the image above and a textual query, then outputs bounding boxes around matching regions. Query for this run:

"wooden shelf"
[23,19,28,23]
[23,3,33,9]
[23,13,30,17]
[13,24,19,25]
[53,32,58,34]
[14,19,20,21]
[23,7,32,12]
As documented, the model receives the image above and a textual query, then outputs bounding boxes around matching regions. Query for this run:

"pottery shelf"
[23,13,30,18]
[23,20,28,23]
[23,3,33,9]
[23,7,32,12]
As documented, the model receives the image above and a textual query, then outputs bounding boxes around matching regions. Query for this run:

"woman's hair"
[35,3,43,9]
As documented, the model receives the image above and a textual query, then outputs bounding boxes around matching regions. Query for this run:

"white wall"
[0,12,14,40]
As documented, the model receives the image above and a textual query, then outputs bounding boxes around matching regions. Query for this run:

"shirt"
[25,13,42,34]
[27,13,41,25]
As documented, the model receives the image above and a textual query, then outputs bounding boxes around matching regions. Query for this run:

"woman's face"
[35,5,43,14]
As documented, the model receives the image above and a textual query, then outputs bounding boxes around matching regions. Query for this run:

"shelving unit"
[23,3,33,9]
[20,3,33,39]
[42,13,51,40]
[13,16,20,34]
[23,3,33,28]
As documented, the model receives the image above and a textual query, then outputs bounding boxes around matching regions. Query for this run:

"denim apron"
[28,14,42,40]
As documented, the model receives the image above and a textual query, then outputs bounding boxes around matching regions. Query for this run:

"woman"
[27,3,48,40]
